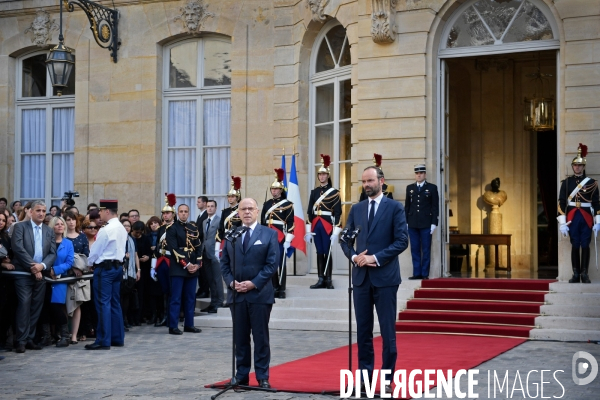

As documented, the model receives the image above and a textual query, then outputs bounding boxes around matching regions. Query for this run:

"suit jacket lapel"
[26,222,35,253]
[245,225,261,253]
[368,197,388,236]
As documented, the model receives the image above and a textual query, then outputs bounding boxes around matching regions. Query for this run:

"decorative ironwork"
[371,0,397,44]
[64,0,120,62]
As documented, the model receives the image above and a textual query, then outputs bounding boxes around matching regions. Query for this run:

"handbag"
[73,253,89,273]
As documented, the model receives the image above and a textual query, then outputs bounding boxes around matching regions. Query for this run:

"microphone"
[225,226,248,241]
[338,227,350,243]
[348,225,361,240]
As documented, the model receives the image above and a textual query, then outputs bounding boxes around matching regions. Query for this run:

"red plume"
[232,176,241,190]
[321,154,331,168]
[274,168,285,182]
[166,193,177,207]
[373,153,382,168]
[579,143,588,157]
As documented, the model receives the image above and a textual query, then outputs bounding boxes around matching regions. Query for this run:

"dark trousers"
[271,242,286,292]
[231,301,272,381]
[203,255,224,308]
[353,271,398,378]
[13,275,46,344]
[197,264,211,296]
[169,276,196,329]
[93,266,124,347]
[313,222,331,255]
[0,277,17,347]
[570,211,592,248]
[408,227,433,277]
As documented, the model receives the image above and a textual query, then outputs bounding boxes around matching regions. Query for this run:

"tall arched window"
[16,51,76,206]
[162,37,231,217]
[310,21,352,223]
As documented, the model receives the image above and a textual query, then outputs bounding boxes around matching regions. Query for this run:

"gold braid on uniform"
[557,201,565,215]
[318,191,341,226]
[267,203,295,232]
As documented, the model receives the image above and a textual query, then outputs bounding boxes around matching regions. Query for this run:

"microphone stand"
[211,227,277,399]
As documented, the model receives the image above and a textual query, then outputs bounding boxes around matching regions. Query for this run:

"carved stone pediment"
[25,9,58,46]
[371,0,397,44]
[174,0,215,34]
[306,0,330,23]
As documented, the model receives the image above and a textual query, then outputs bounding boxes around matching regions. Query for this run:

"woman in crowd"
[146,216,161,250]
[17,201,32,222]
[131,221,152,325]
[64,211,90,343]
[49,205,60,217]
[44,213,52,225]
[145,216,165,326]
[0,212,16,351]
[10,200,21,220]
[81,219,99,339]
[48,216,75,348]
[121,220,140,330]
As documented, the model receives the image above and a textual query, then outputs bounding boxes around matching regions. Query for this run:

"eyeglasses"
[86,226,98,230]
[129,215,139,218]
[239,207,256,213]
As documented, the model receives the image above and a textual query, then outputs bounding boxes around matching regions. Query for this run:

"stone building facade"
[0,0,598,281]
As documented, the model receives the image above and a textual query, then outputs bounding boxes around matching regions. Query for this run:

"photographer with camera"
[61,191,79,215]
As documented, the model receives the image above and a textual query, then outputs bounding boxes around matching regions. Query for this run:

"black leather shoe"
[111,342,124,347]
[207,307,218,313]
[278,291,286,299]
[201,306,214,312]
[258,379,271,389]
[230,377,249,386]
[169,328,183,335]
[15,344,25,353]
[84,343,110,350]
[25,340,42,350]
[422,276,429,280]
[408,275,423,280]
[184,326,201,333]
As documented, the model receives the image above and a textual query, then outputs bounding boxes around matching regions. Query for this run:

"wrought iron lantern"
[46,0,119,94]
[523,55,555,132]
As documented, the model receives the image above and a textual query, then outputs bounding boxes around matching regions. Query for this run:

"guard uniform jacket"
[166,219,201,278]
[217,204,241,243]
[261,197,294,243]
[405,181,439,230]
[307,184,342,234]
[558,174,600,227]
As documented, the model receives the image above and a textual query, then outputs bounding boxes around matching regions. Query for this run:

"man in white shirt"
[86,199,128,350]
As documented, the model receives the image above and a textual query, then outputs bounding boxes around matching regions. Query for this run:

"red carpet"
[397,278,555,338]
[207,333,525,398]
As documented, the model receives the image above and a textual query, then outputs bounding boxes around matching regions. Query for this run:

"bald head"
[239,198,259,226]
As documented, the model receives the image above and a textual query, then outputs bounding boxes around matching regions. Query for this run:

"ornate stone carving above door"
[174,0,215,34]
[25,9,58,46]
[371,0,397,44]
[306,0,330,23]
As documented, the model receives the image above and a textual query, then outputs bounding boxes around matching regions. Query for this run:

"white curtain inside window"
[168,100,197,198]
[203,98,230,214]
[21,109,46,199]
[52,107,75,198]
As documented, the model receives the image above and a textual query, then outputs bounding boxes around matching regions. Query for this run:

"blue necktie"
[243,229,251,252]
[34,225,43,263]
[368,200,376,231]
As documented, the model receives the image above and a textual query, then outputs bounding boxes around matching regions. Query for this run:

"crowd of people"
[0,195,215,357]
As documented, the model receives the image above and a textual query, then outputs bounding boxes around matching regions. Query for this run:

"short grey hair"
[30,200,47,210]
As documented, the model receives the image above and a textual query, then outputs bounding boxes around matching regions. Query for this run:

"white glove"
[304,224,314,243]
[331,226,342,242]
[430,224,436,234]
[214,242,221,259]
[594,224,600,234]
[283,240,291,250]
[150,267,157,282]
[557,215,569,238]
[283,233,294,249]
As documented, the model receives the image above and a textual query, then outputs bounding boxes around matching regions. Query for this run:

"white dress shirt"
[88,217,128,266]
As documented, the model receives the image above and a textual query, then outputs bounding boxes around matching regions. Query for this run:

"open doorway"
[444,50,557,279]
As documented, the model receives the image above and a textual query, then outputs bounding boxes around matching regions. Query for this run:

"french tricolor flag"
[286,154,306,255]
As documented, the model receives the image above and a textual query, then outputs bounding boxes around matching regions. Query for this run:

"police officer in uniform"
[216,177,242,260]
[306,155,342,289]
[359,154,394,201]
[405,164,439,280]
[152,193,177,327]
[166,204,202,334]
[86,199,128,350]
[558,144,600,283]
[261,169,295,299]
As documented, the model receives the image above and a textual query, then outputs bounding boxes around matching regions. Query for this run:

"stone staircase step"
[530,328,600,342]
[540,305,600,318]
[535,316,600,331]
[544,292,600,306]
[548,282,600,293]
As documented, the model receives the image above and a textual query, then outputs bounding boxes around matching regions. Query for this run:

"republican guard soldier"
[558,144,600,283]
[261,169,295,298]
[405,164,439,280]
[216,176,242,259]
[359,154,394,201]
[166,204,202,334]
[306,155,342,289]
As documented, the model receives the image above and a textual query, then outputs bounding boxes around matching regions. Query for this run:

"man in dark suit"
[340,166,408,387]
[195,195,210,298]
[220,198,278,389]
[11,200,56,353]
[200,200,223,312]
[405,164,439,280]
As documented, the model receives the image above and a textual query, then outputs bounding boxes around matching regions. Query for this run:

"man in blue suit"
[220,198,279,389]
[340,166,408,387]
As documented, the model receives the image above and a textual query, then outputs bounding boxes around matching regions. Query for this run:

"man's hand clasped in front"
[354,249,377,267]
[232,280,256,293]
